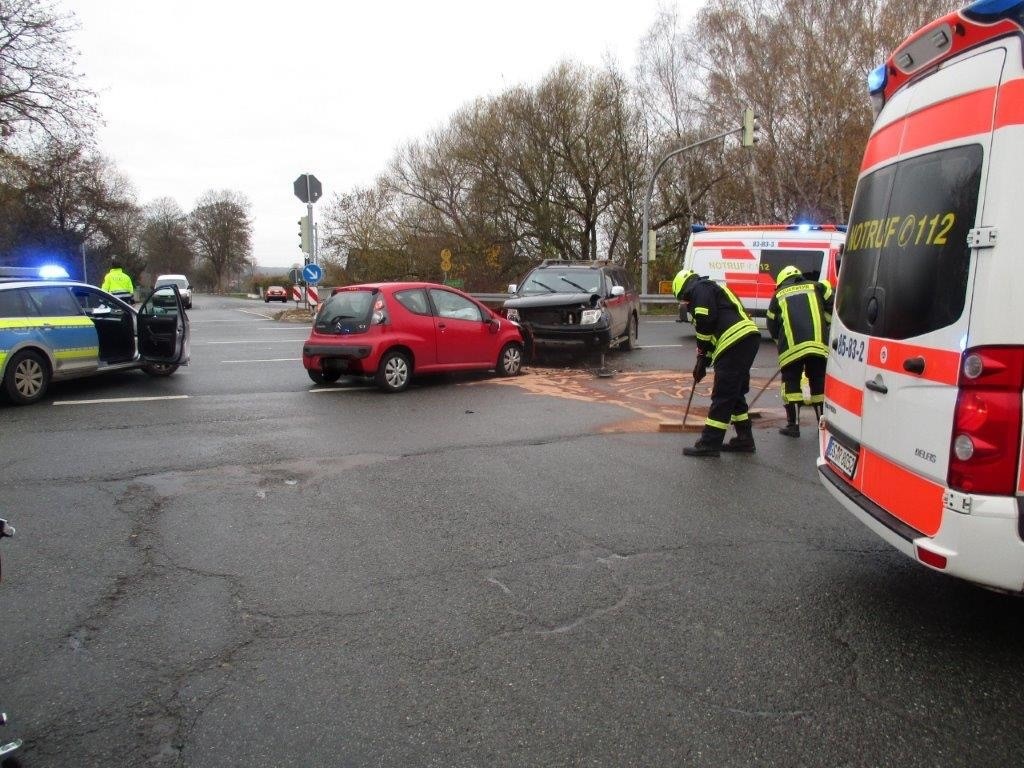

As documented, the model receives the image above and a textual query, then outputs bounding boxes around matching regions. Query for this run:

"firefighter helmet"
[776,265,803,286]
[672,269,697,299]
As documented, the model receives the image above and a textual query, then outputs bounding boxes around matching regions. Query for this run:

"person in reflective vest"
[673,269,761,457]
[766,266,833,437]
[100,260,134,296]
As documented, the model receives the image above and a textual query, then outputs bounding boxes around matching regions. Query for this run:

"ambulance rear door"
[824,47,1001,537]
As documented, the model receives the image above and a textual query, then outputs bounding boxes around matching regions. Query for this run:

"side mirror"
[610,285,625,297]
[91,305,112,316]
[507,284,517,295]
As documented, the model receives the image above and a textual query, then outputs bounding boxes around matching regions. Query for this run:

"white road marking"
[53,395,190,407]
[221,357,301,364]
[237,309,278,320]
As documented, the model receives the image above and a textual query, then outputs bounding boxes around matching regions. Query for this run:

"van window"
[837,144,982,339]
[759,249,824,282]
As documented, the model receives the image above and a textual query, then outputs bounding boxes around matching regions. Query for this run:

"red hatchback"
[302,282,525,392]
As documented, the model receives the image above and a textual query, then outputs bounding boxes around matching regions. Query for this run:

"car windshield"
[315,289,374,328]
[520,269,600,295]
[156,278,188,289]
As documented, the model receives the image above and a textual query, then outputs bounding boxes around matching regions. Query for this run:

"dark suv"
[502,260,639,353]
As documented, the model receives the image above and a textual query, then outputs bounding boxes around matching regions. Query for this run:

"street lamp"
[640,109,758,295]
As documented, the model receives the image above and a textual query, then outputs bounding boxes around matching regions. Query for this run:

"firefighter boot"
[721,420,756,453]
[683,428,725,457]
[779,404,800,438]
[813,403,823,422]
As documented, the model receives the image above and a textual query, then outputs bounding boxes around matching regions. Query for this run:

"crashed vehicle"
[502,260,639,354]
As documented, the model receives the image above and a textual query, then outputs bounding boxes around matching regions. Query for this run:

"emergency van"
[680,224,845,327]
[818,0,1024,592]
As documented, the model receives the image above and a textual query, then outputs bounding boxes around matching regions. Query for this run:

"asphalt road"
[1,295,1022,767]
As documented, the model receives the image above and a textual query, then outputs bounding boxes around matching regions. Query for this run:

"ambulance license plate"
[825,435,858,479]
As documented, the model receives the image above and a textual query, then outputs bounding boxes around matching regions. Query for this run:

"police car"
[0,266,190,405]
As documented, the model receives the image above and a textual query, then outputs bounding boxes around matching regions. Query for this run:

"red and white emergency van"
[818,0,1024,592]
[681,224,845,326]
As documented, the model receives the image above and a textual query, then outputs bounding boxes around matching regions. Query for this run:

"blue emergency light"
[867,64,887,95]
[966,0,1024,15]
[38,265,69,279]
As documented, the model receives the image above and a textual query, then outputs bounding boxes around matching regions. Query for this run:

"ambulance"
[680,224,845,327]
[818,0,1024,592]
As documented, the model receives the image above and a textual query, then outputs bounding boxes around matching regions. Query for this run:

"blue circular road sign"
[302,263,323,285]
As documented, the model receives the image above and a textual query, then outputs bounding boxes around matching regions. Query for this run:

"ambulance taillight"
[948,346,1024,495]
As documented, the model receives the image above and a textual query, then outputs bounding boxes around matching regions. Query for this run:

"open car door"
[137,285,190,365]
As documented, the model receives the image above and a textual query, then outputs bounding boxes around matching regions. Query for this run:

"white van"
[818,0,1024,592]
[155,274,192,309]
[680,224,845,327]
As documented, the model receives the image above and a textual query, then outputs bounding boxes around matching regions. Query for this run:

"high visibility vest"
[101,268,134,294]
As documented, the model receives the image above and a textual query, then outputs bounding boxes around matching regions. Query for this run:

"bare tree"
[189,190,252,292]
[0,0,98,142]
[141,197,194,277]
[0,138,138,279]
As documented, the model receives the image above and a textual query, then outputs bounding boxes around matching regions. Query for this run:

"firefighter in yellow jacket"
[766,266,833,437]
[674,269,761,457]
[100,260,134,296]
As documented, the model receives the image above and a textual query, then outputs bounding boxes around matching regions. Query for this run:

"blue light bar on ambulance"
[867,64,887,95]
[964,0,1024,19]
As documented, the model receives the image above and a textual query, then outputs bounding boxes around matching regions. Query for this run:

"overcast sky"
[71,0,702,271]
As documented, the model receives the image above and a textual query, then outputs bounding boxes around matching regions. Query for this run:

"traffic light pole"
[307,201,315,265]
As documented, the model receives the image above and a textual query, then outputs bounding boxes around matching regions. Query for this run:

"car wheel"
[622,313,638,351]
[497,342,523,376]
[375,350,411,393]
[264,298,270,302]
[142,362,179,377]
[3,349,50,405]
[307,369,342,385]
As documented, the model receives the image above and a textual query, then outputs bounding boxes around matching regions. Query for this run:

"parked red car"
[265,285,288,302]
[302,282,525,392]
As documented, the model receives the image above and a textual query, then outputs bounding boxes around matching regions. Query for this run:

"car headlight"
[580,309,605,325]
[506,308,520,322]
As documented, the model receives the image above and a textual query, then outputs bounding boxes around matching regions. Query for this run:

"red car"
[265,285,288,302]
[302,282,525,392]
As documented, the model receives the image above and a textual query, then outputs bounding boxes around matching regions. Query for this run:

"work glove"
[693,355,708,384]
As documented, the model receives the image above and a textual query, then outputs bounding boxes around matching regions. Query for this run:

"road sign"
[293,174,322,204]
[291,285,303,302]
[307,285,319,306]
[302,263,323,285]
[440,248,452,272]
[289,267,303,285]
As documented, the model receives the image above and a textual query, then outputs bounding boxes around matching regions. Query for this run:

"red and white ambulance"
[818,0,1024,591]
[680,224,845,327]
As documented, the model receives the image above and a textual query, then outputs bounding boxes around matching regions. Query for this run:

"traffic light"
[298,216,311,254]
[741,108,760,147]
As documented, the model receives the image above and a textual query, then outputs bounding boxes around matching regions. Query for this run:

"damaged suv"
[503,260,639,353]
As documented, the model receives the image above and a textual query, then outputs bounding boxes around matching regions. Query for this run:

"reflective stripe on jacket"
[683,278,760,363]
[766,278,833,367]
